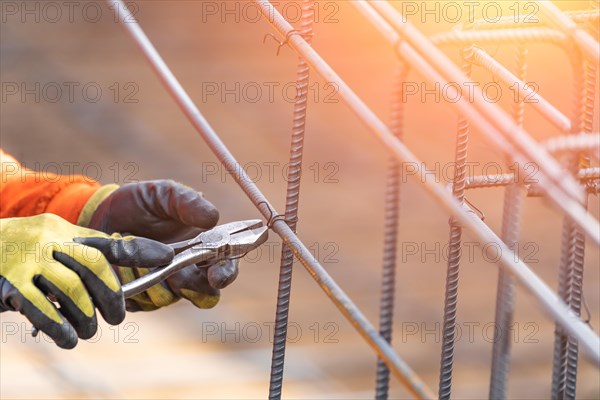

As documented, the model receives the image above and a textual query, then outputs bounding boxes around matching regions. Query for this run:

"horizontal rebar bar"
[579,167,600,180]
[544,133,600,158]
[470,47,571,132]
[431,27,567,46]
[350,0,599,362]
[465,167,600,189]
[109,0,434,398]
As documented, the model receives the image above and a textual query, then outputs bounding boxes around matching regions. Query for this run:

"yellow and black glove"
[0,214,174,349]
[80,180,239,311]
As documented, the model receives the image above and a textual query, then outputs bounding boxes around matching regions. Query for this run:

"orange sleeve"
[0,149,101,224]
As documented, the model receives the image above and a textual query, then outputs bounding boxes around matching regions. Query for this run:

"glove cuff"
[77,184,120,227]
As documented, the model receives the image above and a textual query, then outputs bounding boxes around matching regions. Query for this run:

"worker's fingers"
[145,180,219,229]
[166,265,221,309]
[207,259,239,289]
[54,249,125,325]
[74,236,174,267]
[0,278,78,349]
[89,180,219,242]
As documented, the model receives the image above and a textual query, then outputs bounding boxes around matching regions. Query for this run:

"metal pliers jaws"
[122,219,268,298]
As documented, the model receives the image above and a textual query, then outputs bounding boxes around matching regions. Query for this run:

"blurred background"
[1,1,598,398]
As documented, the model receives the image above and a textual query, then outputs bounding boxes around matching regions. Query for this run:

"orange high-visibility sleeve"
[0,149,101,224]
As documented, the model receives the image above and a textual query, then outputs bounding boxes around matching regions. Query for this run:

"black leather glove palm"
[83,180,238,311]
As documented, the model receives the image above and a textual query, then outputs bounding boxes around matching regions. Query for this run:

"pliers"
[122,219,269,298]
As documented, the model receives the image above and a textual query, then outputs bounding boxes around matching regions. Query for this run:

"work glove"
[82,180,239,311]
[0,214,173,349]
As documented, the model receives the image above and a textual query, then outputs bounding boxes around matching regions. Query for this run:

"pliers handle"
[122,219,268,298]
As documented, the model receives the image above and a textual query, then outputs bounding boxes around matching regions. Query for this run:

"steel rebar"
[268,1,314,398]
[465,167,600,190]
[470,47,571,133]
[536,0,600,63]
[431,27,567,47]
[374,61,408,400]
[257,0,600,363]
[351,0,598,362]
[364,0,597,246]
[438,44,474,400]
[109,7,600,395]
[551,6,598,394]
[489,44,528,400]
[544,133,600,158]
[109,1,436,397]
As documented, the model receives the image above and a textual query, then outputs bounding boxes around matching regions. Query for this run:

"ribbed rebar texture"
[268,2,314,399]
[375,62,408,400]
[438,45,474,400]
[544,133,600,157]
[465,167,600,190]
[551,41,592,399]
[489,44,527,400]
[431,28,567,47]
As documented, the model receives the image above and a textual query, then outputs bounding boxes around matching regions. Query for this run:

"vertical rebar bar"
[268,2,314,399]
[551,36,592,399]
[374,62,408,400]
[552,54,586,399]
[488,44,528,400]
[438,45,474,400]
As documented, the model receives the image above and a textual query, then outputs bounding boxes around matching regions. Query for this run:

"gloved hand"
[0,214,173,349]
[82,180,239,311]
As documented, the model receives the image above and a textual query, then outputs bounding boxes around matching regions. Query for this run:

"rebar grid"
[108,0,600,398]
[365,0,598,245]
[352,0,598,359]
